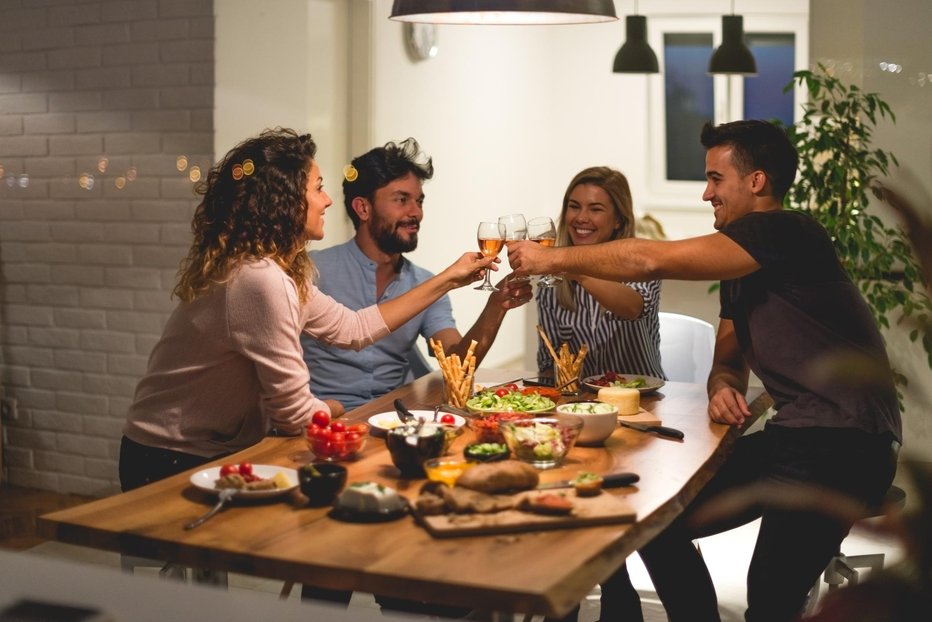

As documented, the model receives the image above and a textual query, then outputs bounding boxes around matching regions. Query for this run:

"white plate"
[368,410,466,438]
[189,464,299,499]
[582,373,666,394]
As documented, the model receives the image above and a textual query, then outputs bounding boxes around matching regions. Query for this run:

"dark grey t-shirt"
[720,210,901,442]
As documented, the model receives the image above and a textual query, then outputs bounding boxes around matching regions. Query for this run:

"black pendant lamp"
[612,2,658,74]
[708,2,757,75]
[389,0,617,25]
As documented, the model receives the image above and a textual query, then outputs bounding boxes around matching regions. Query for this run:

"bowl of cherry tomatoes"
[305,411,369,462]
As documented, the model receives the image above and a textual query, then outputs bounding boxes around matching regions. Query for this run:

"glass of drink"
[476,221,506,291]
[527,217,561,287]
[499,213,529,281]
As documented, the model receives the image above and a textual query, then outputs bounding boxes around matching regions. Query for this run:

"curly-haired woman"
[119,128,493,491]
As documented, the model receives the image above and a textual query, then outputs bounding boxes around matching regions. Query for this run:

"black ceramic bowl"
[386,423,446,478]
[463,442,510,463]
[298,463,347,507]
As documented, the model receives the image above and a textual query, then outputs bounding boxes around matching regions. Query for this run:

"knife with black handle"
[618,420,685,440]
[537,471,640,490]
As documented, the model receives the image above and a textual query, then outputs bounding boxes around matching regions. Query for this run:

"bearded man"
[301,138,530,411]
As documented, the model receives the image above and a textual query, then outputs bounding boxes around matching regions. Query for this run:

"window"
[645,13,808,204]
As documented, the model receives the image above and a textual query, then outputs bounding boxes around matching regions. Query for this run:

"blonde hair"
[173,128,318,303]
[554,166,635,311]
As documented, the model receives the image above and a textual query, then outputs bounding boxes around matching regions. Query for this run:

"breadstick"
[536,325,560,361]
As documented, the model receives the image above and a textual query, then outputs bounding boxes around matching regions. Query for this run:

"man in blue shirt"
[301,138,531,412]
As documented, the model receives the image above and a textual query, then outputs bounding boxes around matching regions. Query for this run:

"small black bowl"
[298,463,347,507]
[386,424,446,478]
[463,442,510,463]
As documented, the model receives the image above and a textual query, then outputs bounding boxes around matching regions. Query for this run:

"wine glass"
[498,213,529,281]
[476,221,506,291]
[527,216,562,287]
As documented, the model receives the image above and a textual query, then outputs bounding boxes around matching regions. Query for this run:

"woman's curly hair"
[173,128,318,303]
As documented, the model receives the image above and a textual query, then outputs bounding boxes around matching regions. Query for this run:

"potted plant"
[781,64,931,389]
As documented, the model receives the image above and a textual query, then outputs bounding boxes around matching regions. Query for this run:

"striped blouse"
[536,279,666,380]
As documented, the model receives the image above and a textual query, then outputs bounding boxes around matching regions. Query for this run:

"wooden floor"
[0,485,95,551]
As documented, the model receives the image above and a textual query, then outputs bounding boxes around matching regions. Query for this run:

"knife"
[618,420,685,440]
[537,471,640,490]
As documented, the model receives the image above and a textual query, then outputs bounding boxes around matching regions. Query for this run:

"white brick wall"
[0,0,214,497]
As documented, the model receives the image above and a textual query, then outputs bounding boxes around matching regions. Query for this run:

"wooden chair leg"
[280,581,295,599]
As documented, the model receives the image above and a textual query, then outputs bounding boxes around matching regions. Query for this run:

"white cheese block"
[338,482,405,513]
[597,386,640,415]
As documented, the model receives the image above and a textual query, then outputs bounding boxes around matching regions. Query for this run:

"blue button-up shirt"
[301,240,456,410]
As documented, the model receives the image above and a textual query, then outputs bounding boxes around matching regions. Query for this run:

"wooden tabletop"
[39,370,769,618]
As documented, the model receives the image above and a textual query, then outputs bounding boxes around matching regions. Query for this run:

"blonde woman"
[536,166,665,381]
[120,128,493,491]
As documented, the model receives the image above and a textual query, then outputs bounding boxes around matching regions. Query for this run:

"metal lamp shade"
[708,15,757,75]
[612,15,659,74]
[389,0,617,25]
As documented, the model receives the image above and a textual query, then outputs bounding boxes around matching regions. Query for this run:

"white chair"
[658,312,715,384]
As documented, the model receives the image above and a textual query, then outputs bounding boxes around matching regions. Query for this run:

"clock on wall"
[404,22,438,61]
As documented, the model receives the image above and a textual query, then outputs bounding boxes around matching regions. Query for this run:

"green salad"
[466,390,555,412]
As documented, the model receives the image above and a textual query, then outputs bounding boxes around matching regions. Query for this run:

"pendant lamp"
[708,3,757,75]
[389,0,617,25]
[612,2,658,74]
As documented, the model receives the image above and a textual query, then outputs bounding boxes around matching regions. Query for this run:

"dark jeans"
[545,562,644,622]
[599,424,898,622]
[300,585,471,618]
[119,435,224,492]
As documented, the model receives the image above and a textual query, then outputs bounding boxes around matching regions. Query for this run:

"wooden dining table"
[39,370,770,619]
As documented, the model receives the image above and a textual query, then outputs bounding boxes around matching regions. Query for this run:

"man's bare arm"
[706,319,751,426]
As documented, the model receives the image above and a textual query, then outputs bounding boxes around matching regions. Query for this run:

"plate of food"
[583,372,665,394]
[329,481,410,523]
[465,389,556,414]
[368,410,466,438]
[189,464,299,499]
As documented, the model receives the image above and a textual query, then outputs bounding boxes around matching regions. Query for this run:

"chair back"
[658,312,715,383]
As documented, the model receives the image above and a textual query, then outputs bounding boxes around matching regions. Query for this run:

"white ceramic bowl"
[555,401,618,446]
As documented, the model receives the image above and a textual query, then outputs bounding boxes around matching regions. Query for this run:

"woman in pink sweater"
[120,128,494,491]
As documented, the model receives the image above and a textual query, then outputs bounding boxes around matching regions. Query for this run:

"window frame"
[643,13,809,210]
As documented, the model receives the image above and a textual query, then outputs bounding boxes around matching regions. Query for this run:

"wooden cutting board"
[617,408,662,426]
[415,490,636,538]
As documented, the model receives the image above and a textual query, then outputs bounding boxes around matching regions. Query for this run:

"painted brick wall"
[0,0,214,496]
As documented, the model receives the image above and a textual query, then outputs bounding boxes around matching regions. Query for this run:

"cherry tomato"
[238,462,253,476]
[219,463,238,477]
[329,420,346,433]
[348,423,368,435]
[311,410,330,427]
[440,414,456,425]
[503,383,519,392]
[494,387,510,397]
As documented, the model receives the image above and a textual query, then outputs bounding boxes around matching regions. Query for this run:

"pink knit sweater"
[124,258,389,457]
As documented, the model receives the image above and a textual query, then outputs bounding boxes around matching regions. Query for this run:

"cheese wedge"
[597,386,640,415]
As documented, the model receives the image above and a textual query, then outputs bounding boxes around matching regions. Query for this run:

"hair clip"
[231,159,255,181]
[343,164,358,182]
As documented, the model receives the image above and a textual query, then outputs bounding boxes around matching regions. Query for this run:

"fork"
[184,488,236,530]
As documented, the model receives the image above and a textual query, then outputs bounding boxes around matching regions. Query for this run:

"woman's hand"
[443,252,498,289]
[324,399,345,418]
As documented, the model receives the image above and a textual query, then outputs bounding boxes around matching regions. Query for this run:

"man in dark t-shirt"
[509,120,901,622]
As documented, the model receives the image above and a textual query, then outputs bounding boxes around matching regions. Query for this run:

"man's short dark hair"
[343,138,434,229]
[700,120,798,201]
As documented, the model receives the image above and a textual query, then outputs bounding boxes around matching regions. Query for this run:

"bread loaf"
[455,460,540,494]
[597,386,640,415]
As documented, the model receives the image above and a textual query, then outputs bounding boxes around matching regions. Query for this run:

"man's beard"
[373,216,419,254]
